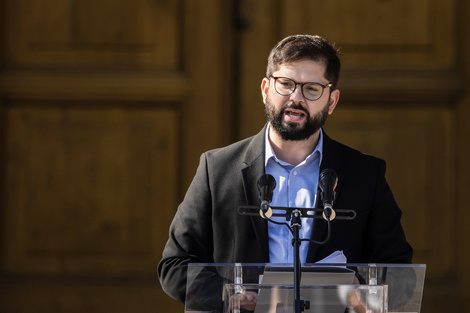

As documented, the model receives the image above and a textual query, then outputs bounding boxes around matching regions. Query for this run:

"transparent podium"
[185,263,425,313]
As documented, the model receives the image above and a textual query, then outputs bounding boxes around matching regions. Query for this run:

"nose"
[289,84,305,102]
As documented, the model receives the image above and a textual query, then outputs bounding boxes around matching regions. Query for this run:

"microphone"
[318,169,338,220]
[257,174,276,218]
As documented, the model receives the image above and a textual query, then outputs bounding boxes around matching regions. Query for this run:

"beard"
[265,95,330,141]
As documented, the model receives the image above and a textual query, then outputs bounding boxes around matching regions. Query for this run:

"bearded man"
[158,34,413,310]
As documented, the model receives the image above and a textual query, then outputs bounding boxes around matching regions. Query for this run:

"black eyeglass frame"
[268,75,333,101]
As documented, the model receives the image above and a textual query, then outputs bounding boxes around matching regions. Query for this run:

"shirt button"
[293,171,297,176]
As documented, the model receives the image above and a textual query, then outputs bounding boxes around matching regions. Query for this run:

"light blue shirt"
[265,125,323,263]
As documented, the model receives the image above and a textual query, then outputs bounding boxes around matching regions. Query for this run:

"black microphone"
[318,169,338,220]
[257,174,276,217]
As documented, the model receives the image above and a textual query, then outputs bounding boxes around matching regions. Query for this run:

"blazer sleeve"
[365,159,413,263]
[157,152,215,304]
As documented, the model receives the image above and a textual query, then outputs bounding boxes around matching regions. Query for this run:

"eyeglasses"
[268,75,332,101]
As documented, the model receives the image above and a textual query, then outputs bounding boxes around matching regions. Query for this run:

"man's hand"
[229,291,258,311]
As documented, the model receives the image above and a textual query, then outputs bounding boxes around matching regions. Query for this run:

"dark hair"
[266,34,341,89]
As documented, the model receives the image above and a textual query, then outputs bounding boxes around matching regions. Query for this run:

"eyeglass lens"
[274,77,326,100]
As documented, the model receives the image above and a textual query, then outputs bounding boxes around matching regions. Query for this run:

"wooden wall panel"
[282,0,456,69]
[6,0,182,69]
[4,103,180,276]
[458,1,470,308]
[0,278,174,313]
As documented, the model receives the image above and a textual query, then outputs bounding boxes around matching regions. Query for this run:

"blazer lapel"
[241,125,270,262]
[306,131,343,262]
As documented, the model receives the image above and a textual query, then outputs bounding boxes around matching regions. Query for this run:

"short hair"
[266,34,341,89]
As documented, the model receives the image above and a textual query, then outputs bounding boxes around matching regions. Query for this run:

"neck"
[268,127,320,166]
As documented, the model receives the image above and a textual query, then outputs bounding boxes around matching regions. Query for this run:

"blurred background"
[1,1,469,312]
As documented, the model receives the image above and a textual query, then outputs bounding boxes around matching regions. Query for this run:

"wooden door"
[2,1,470,312]
[0,1,233,312]
[236,1,469,312]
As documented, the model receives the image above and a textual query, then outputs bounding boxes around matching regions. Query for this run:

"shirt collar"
[264,123,323,168]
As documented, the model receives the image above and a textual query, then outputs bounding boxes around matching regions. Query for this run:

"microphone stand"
[238,205,355,313]
[291,209,309,313]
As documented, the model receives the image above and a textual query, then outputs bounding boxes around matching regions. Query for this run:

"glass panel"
[185,263,426,313]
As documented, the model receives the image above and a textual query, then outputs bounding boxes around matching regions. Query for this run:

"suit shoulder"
[328,137,386,169]
[202,134,260,167]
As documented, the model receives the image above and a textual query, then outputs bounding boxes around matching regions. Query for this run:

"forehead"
[273,59,328,82]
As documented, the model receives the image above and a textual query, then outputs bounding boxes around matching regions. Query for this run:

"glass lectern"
[184,263,425,313]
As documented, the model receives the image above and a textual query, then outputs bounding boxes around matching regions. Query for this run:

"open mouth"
[284,108,306,121]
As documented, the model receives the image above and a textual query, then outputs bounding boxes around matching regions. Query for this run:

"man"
[158,34,413,308]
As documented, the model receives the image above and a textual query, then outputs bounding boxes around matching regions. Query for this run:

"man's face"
[261,59,340,141]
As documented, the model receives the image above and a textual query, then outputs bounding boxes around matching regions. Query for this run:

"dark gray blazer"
[158,125,413,304]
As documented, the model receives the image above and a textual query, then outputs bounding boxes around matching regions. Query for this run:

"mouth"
[284,108,306,122]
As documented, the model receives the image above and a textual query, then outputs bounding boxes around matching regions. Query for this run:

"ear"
[328,89,340,114]
[261,77,270,104]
